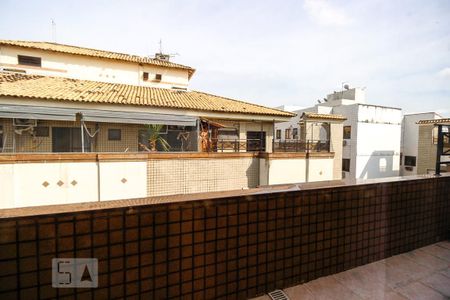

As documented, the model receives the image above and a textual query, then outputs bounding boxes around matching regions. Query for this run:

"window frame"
[18,55,42,67]
[276,129,281,140]
[342,158,350,172]
[108,129,122,141]
[404,156,416,167]
[343,126,351,139]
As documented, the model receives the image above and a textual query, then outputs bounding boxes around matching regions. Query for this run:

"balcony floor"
[251,241,450,300]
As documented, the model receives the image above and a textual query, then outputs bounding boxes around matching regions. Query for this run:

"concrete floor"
[251,241,450,300]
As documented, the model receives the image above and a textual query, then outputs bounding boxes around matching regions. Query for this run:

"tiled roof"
[0,72,294,118]
[300,112,347,121]
[0,40,195,78]
[417,118,450,125]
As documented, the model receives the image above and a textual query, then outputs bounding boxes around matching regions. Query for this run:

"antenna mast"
[51,19,57,42]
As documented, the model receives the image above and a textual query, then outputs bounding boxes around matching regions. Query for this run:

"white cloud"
[437,67,450,78]
[303,0,352,26]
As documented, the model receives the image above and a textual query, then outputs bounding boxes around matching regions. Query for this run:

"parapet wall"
[0,174,448,299]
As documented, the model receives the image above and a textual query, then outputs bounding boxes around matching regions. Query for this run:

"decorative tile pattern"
[71,180,78,186]
[42,181,49,188]
[57,180,64,187]
[121,178,127,184]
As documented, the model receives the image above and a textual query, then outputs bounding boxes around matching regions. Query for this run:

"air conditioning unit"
[13,118,37,127]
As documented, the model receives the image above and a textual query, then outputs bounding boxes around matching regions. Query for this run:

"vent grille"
[268,289,290,300]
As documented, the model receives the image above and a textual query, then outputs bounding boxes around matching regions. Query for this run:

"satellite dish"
[344,84,350,90]
[317,99,322,104]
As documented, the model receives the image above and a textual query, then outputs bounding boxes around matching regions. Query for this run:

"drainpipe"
[80,117,85,153]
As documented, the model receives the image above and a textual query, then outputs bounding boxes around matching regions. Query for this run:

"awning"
[0,104,76,121]
[81,109,196,126]
[0,104,197,126]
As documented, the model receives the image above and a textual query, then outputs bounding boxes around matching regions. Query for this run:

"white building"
[276,87,403,180]
[400,112,442,175]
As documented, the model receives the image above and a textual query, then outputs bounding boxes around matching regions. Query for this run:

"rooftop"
[0,72,294,118]
[252,241,450,300]
[0,40,196,78]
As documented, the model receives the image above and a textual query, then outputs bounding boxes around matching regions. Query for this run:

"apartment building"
[276,86,402,180]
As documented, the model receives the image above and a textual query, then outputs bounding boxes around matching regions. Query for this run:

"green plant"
[144,124,170,151]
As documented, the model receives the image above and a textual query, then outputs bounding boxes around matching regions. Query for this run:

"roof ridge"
[0,39,195,73]
[192,90,295,117]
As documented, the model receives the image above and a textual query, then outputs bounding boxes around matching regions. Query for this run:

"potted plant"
[143,124,170,151]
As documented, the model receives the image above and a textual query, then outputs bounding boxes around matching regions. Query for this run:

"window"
[34,126,49,137]
[276,129,281,140]
[293,128,298,139]
[155,74,162,81]
[404,156,416,167]
[343,126,351,139]
[18,55,41,67]
[342,159,350,172]
[143,72,149,81]
[52,127,91,152]
[285,128,291,139]
[246,131,266,152]
[108,129,122,141]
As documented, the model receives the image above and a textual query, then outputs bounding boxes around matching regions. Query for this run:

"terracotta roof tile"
[417,118,450,125]
[0,72,294,118]
[0,40,195,78]
[300,112,347,121]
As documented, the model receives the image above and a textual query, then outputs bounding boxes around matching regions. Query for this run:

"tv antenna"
[154,39,179,61]
[51,19,57,42]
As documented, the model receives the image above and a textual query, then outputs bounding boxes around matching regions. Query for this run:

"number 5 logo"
[57,260,72,285]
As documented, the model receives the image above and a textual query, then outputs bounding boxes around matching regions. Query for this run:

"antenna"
[154,39,180,61]
[51,19,56,42]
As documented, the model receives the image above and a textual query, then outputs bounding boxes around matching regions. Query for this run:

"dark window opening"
[246,131,265,152]
[18,55,42,67]
[108,129,122,141]
[293,128,298,139]
[285,128,291,139]
[342,158,350,172]
[404,156,416,167]
[155,74,162,81]
[276,129,281,140]
[52,127,91,152]
[343,126,351,139]
[143,72,149,81]
[35,126,49,137]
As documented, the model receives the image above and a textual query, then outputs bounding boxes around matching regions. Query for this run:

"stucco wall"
[0,45,190,89]
[259,155,334,185]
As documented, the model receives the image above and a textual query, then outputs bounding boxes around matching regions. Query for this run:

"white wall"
[99,161,147,201]
[0,162,98,208]
[0,45,190,89]
[0,160,148,209]
[260,157,334,185]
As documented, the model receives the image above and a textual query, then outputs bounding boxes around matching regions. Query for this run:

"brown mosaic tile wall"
[0,176,448,300]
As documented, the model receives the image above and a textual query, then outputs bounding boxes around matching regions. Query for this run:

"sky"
[1,0,449,115]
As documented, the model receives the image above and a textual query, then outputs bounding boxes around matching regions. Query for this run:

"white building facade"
[276,87,403,180]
